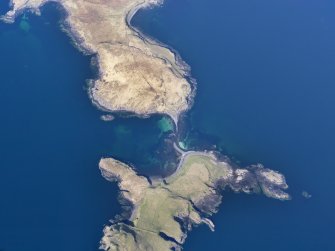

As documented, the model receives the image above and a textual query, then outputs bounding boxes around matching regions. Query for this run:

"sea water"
[1,0,335,250]
[0,3,176,251]
[131,0,335,250]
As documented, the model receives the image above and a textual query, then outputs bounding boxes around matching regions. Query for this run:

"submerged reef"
[100,114,115,122]
[99,151,290,251]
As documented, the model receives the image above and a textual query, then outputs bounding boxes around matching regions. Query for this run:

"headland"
[3,0,193,123]
[99,151,290,251]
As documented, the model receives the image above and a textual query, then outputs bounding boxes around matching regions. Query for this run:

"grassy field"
[101,152,233,250]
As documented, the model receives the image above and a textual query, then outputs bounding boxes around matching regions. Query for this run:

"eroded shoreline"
[2,0,195,124]
[99,150,290,251]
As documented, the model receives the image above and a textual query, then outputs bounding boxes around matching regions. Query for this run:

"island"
[3,0,193,123]
[99,151,289,251]
[1,1,291,250]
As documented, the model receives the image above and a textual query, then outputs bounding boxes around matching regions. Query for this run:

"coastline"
[99,147,290,250]
[1,1,292,250]
[88,0,195,125]
[2,0,195,125]
[125,1,198,121]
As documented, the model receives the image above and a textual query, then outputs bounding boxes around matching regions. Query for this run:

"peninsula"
[99,151,290,251]
[2,0,193,123]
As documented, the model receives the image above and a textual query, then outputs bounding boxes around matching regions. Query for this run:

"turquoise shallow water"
[132,0,335,250]
[0,0,334,250]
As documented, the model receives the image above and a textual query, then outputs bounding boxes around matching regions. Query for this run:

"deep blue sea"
[132,0,335,250]
[0,3,176,251]
[0,0,334,250]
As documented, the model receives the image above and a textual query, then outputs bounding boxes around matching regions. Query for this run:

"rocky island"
[3,0,193,123]
[99,151,290,251]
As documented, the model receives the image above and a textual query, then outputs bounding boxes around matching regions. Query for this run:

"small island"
[99,151,290,251]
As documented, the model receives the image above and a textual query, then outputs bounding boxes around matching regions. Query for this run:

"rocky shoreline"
[98,151,290,251]
[3,0,194,124]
